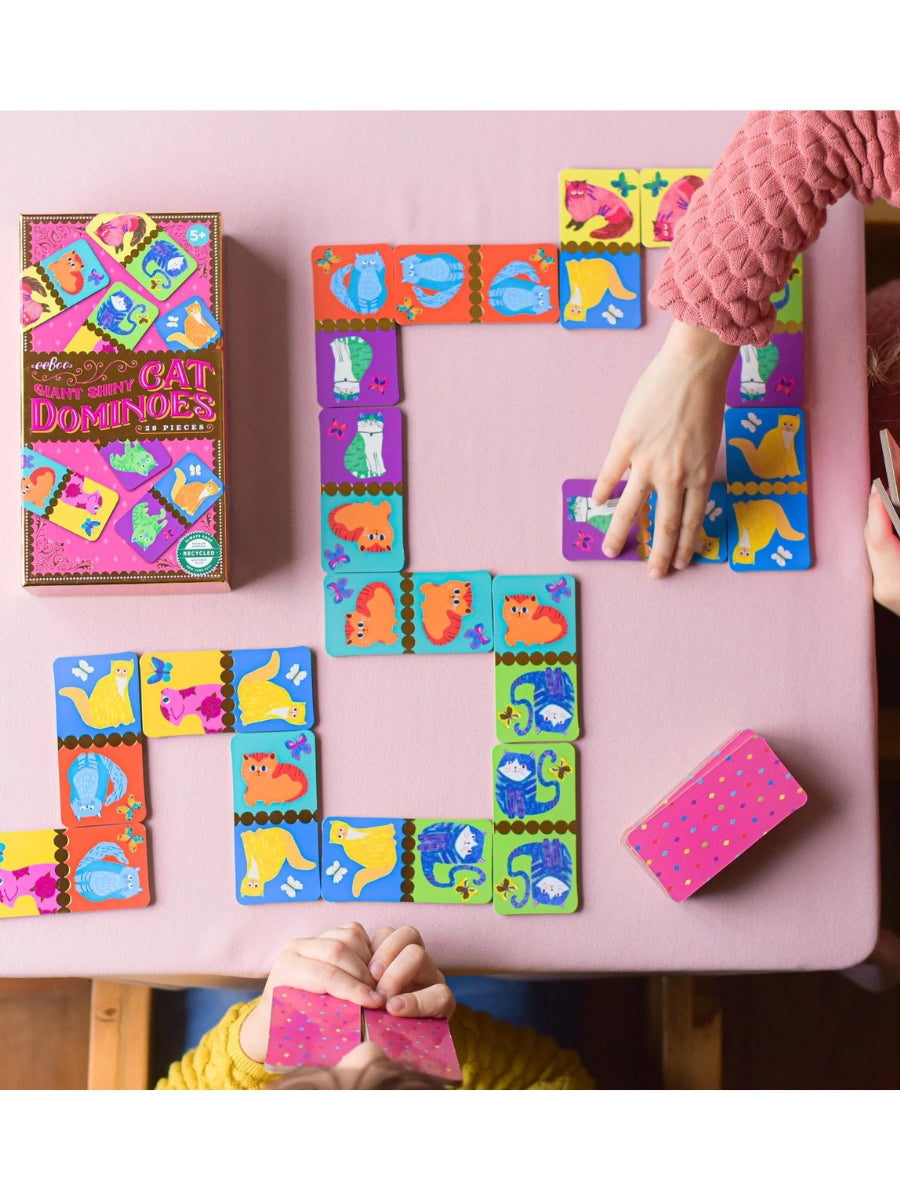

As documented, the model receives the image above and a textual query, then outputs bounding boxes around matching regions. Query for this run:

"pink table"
[0,111,879,982]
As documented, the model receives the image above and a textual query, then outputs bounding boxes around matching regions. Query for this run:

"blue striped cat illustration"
[417,822,486,889]
[74,841,143,902]
[488,261,552,316]
[398,252,465,308]
[495,749,561,819]
[330,251,388,315]
[507,838,573,909]
[141,241,190,291]
[94,289,148,336]
[68,751,129,821]
[511,668,575,737]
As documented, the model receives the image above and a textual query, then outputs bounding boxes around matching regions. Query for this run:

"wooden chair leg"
[88,980,152,1090]
[649,975,723,1089]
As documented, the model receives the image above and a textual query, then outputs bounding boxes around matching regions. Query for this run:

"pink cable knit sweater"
[649,110,900,347]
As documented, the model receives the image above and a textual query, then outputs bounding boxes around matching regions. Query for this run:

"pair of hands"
[596,318,900,615]
[239,923,455,1065]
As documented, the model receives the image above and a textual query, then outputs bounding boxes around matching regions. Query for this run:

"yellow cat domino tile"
[139,646,315,737]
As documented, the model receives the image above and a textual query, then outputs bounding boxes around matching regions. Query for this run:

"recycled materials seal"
[177,532,221,575]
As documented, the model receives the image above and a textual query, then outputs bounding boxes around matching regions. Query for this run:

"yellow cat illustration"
[59,660,135,729]
[239,828,316,897]
[564,257,636,322]
[329,820,397,898]
[732,499,805,565]
[171,468,221,516]
[728,413,801,479]
[237,650,306,726]
[695,534,721,561]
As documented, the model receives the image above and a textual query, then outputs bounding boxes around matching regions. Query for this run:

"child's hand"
[865,484,900,616]
[368,925,456,1020]
[592,320,737,578]
[239,923,382,1064]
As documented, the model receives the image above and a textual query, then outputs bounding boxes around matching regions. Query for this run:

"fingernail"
[387,996,407,1014]
[366,988,382,1005]
[673,558,688,570]
[369,959,384,981]
[648,567,661,580]
[602,545,617,558]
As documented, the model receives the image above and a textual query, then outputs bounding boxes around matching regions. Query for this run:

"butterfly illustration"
[610,171,637,198]
[740,412,762,434]
[285,662,308,686]
[116,825,144,853]
[497,705,519,729]
[464,623,490,649]
[285,734,311,759]
[771,545,795,567]
[88,269,104,285]
[71,659,95,682]
[455,879,478,901]
[495,876,518,900]
[575,531,594,551]
[705,498,723,522]
[547,756,572,781]
[546,576,571,602]
[116,796,140,821]
[529,247,555,272]
[328,419,347,438]
[188,463,202,477]
[280,875,305,899]
[325,860,348,885]
[0,843,6,864]
[147,656,173,685]
[643,171,670,198]
[21,452,34,471]
[81,517,100,536]
[369,376,389,393]
[327,577,354,603]
[324,544,350,570]
[397,297,423,322]
[316,248,341,272]
[776,377,795,395]
[601,304,624,325]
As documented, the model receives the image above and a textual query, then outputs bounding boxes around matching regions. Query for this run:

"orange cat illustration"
[170,466,221,516]
[329,499,394,553]
[240,752,309,807]
[344,580,398,647]
[731,499,805,565]
[502,594,568,647]
[48,249,85,295]
[420,579,472,645]
[165,301,217,349]
[21,465,57,508]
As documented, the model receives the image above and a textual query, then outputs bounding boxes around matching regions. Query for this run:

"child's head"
[267,1041,451,1090]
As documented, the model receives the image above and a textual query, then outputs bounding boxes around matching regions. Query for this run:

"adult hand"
[865,483,900,617]
[239,923,382,1063]
[368,925,456,1019]
[592,320,737,578]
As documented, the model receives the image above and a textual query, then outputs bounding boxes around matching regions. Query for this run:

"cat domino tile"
[624,730,808,901]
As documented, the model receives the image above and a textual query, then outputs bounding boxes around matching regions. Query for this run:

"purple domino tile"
[113,492,184,562]
[319,406,403,488]
[726,332,805,408]
[562,478,644,561]
[315,328,400,407]
[99,438,171,491]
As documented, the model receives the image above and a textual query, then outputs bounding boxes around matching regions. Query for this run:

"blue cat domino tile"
[724,407,811,572]
[392,244,481,325]
[58,740,146,828]
[0,824,150,918]
[319,817,493,904]
[312,245,397,326]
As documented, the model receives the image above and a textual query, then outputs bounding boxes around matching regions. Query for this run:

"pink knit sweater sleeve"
[649,110,900,346]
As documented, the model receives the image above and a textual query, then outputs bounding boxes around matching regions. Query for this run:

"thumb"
[385,982,456,1020]
[866,483,896,551]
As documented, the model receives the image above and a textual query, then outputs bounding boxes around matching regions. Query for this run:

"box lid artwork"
[19,212,228,592]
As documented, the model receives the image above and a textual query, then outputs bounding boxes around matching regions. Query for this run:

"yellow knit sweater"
[156,999,594,1090]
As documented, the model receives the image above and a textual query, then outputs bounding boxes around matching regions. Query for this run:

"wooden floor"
[4,211,900,1092]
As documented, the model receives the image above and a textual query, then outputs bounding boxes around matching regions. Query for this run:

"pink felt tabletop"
[0,111,879,981]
